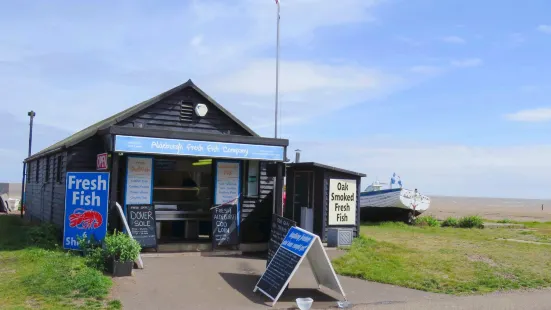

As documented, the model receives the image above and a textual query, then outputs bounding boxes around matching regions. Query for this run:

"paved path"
[112,253,551,310]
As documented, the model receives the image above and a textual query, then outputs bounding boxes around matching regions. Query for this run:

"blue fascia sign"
[280,226,315,257]
[114,135,285,161]
[63,172,110,250]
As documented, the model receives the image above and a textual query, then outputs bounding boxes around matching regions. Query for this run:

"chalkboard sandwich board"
[212,204,239,248]
[126,204,157,249]
[267,214,296,267]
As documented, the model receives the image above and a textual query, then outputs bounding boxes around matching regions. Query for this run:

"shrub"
[458,216,484,228]
[441,217,459,227]
[497,219,512,224]
[77,235,107,271]
[415,215,440,227]
[26,223,61,249]
[103,231,141,262]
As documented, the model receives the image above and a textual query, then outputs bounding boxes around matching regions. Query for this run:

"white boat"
[359,174,430,223]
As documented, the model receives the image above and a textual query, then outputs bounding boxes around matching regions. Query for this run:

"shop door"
[294,171,314,233]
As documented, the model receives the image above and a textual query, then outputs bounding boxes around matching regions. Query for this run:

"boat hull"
[359,188,431,221]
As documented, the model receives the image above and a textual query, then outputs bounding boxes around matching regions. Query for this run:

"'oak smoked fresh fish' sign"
[63,172,110,250]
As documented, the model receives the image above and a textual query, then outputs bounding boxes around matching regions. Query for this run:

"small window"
[26,163,31,183]
[56,156,62,183]
[45,157,50,182]
[244,160,260,197]
[35,160,40,183]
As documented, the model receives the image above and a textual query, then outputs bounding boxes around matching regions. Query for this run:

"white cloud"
[537,25,551,34]
[0,0,390,133]
[441,36,466,44]
[450,58,483,68]
[203,59,406,131]
[289,138,551,199]
[504,108,551,122]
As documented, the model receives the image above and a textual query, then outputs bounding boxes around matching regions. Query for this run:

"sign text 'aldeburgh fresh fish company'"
[114,135,284,161]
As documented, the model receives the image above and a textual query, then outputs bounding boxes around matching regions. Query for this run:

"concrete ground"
[112,252,551,310]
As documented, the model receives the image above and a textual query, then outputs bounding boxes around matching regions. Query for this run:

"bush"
[26,223,61,249]
[497,219,512,224]
[77,235,107,271]
[441,217,459,227]
[458,216,484,228]
[415,215,440,227]
[103,231,141,262]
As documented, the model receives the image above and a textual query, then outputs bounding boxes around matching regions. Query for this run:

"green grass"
[333,221,551,295]
[0,215,119,309]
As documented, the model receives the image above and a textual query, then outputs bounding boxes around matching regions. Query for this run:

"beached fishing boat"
[360,174,430,223]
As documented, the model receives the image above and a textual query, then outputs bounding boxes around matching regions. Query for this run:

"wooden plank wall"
[24,152,67,227]
[119,87,252,136]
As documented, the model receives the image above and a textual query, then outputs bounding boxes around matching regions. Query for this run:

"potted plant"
[103,230,142,277]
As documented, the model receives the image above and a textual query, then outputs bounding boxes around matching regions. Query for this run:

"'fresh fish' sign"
[63,172,110,250]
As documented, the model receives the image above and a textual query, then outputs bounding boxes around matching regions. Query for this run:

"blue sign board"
[114,135,285,161]
[280,226,315,257]
[63,172,110,250]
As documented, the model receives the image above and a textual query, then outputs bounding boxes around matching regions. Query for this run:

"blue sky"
[1,0,550,199]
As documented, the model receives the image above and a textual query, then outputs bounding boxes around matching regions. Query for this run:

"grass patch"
[0,215,119,309]
[333,222,551,295]
[415,215,440,227]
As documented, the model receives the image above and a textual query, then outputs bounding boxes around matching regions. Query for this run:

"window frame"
[243,160,260,198]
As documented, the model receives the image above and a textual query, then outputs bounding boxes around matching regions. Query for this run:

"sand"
[425,196,551,222]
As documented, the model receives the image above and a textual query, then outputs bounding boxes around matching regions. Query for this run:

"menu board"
[255,227,315,301]
[127,204,157,249]
[267,214,296,266]
[212,204,239,247]
[125,157,153,205]
[215,161,240,205]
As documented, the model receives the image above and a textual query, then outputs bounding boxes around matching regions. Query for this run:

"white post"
[274,1,280,138]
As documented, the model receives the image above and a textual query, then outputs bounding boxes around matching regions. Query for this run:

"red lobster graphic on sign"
[69,208,103,229]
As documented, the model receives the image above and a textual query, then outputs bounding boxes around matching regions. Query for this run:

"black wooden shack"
[23,79,288,249]
[284,162,365,243]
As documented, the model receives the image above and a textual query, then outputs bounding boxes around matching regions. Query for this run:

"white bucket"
[296,297,313,310]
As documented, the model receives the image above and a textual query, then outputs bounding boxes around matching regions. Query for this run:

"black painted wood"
[118,87,252,136]
[24,152,67,227]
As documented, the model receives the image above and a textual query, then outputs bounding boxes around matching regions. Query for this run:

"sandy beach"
[425,196,551,222]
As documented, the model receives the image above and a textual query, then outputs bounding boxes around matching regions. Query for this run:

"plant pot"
[107,258,133,277]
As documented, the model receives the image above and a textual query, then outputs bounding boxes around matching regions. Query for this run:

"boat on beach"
[360,174,430,223]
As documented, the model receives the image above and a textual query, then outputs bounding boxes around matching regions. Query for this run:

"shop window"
[244,160,260,197]
[56,156,62,183]
[45,157,50,182]
[35,160,40,183]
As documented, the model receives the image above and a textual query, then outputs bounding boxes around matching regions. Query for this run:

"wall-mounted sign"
[114,135,285,161]
[96,153,108,170]
[328,179,357,226]
[194,103,208,117]
[125,156,153,206]
[63,172,110,250]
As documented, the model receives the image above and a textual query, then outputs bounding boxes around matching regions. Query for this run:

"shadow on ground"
[219,272,338,307]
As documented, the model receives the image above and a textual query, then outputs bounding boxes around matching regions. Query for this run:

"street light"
[20,110,36,218]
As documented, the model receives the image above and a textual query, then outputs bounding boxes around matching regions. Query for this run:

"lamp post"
[20,110,36,218]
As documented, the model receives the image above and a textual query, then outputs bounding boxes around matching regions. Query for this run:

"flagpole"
[274,1,280,138]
